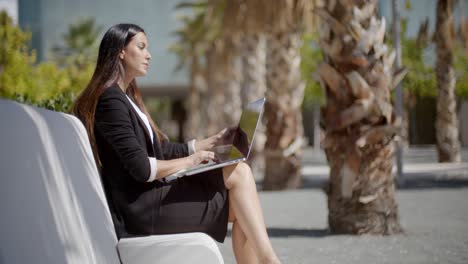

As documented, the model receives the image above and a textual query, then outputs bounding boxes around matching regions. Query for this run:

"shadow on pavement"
[266,228,329,238]
[397,177,468,189]
[300,177,327,190]
[257,175,468,190]
[254,178,328,190]
[227,228,329,238]
[255,177,328,190]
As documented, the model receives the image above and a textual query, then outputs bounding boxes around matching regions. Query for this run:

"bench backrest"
[0,99,121,263]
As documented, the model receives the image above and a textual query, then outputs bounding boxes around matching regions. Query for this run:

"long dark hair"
[73,23,164,169]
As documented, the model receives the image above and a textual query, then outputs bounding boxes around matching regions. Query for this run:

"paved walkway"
[218,146,468,263]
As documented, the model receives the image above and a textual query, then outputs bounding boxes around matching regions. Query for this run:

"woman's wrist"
[194,139,206,152]
[185,155,195,168]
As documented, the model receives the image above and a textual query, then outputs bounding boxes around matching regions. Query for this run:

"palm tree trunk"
[326,135,401,234]
[241,34,267,104]
[185,59,208,140]
[435,0,461,163]
[317,0,402,234]
[205,42,242,136]
[241,33,267,179]
[263,30,305,190]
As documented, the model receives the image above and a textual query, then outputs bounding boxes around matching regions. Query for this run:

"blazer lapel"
[125,98,154,153]
[116,87,156,157]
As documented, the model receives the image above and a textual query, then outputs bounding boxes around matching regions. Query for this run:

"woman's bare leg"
[223,163,280,264]
[231,217,257,263]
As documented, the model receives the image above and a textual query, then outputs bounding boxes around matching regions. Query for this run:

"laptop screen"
[214,98,265,162]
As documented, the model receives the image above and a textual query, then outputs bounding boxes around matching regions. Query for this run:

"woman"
[73,24,280,264]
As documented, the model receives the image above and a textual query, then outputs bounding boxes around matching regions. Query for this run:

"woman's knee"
[223,162,253,189]
[235,162,252,178]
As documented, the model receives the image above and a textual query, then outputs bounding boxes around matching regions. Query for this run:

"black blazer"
[94,85,188,238]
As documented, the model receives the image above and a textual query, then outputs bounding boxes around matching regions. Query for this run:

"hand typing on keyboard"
[188,150,217,168]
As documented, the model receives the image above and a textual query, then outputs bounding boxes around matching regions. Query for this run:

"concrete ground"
[217,146,468,264]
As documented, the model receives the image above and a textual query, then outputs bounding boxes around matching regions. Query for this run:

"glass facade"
[18,0,189,87]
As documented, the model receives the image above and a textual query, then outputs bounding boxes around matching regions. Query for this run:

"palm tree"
[170,7,209,139]
[263,28,306,190]
[52,18,101,70]
[217,0,270,177]
[205,37,243,135]
[240,33,267,177]
[435,0,461,162]
[261,0,314,190]
[178,0,313,185]
[213,0,314,189]
[221,0,269,105]
[316,0,403,234]
[171,1,242,138]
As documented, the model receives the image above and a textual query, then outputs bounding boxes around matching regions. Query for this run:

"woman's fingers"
[202,130,225,150]
[190,150,218,167]
[215,127,232,145]
[213,129,225,143]
[218,128,229,136]
[195,151,215,164]
[202,151,215,160]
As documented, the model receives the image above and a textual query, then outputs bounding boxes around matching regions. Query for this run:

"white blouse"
[125,95,154,143]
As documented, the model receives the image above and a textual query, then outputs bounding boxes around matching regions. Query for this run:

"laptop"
[165,97,266,181]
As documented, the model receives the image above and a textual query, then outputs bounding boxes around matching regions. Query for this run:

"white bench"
[0,99,224,264]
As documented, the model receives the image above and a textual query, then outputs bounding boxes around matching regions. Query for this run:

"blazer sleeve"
[95,94,150,182]
[159,139,189,159]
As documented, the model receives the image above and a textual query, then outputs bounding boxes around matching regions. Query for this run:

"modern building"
[18,0,189,97]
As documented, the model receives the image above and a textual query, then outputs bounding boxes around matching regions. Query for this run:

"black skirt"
[153,168,229,243]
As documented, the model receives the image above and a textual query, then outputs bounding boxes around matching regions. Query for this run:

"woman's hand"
[195,128,230,151]
[187,151,216,167]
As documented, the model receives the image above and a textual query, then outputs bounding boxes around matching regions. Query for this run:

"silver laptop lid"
[215,98,266,162]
